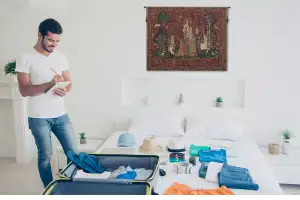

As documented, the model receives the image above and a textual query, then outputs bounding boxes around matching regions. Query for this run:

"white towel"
[73,170,111,180]
[205,162,224,183]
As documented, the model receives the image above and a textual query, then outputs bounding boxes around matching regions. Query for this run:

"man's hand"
[52,87,67,97]
[50,75,65,85]
[62,71,72,92]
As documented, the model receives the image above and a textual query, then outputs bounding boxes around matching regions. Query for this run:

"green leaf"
[4,60,16,76]
[281,129,292,139]
[216,97,223,102]
[79,132,86,139]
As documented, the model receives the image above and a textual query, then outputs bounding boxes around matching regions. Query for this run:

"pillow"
[185,118,244,141]
[128,113,185,137]
[205,120,244,141]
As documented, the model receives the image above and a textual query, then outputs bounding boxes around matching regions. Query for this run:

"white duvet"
[95,131,283,195]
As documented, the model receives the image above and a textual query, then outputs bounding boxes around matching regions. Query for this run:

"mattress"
[95,131,283,195]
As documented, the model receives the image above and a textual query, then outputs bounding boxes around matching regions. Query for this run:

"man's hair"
[39,18,63,37]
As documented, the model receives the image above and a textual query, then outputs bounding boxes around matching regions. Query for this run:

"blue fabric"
[67,151,106,174]
[117,133,136,147]
[198,149,227,163]
[78,152,106,173]
[218,164,259,191]
[116,167,137,180]
[28,114,78,188]
[167,147,186,153]
[116,171,137,180]
[198,163,209,178]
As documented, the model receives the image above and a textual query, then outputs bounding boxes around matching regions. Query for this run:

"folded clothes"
[163,182,234,195]
[198,149,227,163]
[169,157,185,163]
[73,170,111,180]
[205,162,224,183]
[190,145,211,156]
[169,152,185,158]
[218,164,259,191]
[210,147,238,158]
[110,166,152,180]
[167,147,186,153]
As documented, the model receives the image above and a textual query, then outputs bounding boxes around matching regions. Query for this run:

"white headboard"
[121,77,245,109]
[115,77,246,132]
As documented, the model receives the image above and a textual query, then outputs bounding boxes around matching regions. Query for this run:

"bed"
[94,112,284,195]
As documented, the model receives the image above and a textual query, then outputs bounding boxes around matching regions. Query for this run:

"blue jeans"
[28,114,78,188]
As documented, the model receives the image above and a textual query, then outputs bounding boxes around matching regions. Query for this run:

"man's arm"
[62,70,72,92]
[17,72,55,97]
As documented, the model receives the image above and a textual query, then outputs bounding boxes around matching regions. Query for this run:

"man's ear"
[38,32,42,40]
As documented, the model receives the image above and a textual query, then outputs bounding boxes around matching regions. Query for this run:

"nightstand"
[259,145,300,185]
[52,138,105,176]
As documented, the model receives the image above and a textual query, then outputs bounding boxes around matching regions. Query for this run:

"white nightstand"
[53,138,105,175]
[259,145,300,185]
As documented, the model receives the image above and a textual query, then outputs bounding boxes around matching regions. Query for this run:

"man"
[15,18,78,188]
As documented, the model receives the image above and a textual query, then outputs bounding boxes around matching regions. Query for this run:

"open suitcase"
[43,153,160,195]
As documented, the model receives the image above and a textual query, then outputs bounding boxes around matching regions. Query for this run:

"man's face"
[40,32,61,53]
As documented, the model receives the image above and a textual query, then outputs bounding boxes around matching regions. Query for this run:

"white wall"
[0,100,16,157]
[1,0,300,157]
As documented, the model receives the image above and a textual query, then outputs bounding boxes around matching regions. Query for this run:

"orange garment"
[163,182,235,195]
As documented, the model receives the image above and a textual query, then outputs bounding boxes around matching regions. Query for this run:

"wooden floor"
[0,158,300,195]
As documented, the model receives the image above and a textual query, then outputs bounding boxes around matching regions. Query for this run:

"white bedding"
[95,131,283,195]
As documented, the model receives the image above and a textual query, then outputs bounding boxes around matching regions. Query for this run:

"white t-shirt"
[15,48,69,118]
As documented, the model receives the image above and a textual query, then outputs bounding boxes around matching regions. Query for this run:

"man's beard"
[41,38,53,53]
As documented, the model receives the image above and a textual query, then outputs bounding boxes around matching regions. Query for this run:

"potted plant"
[4,59,17,82]
[216,97,223,108]
[79,132,87,144]
[281,129,293,155]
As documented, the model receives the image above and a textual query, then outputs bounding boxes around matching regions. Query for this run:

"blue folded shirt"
[198,149,227,163]
[218,164,259,191]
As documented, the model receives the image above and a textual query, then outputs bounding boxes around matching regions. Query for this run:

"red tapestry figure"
[146,7,229,71]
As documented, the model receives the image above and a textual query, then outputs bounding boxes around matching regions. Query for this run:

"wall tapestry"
[146,7,229,71]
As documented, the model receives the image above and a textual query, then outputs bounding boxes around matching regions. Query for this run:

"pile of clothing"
[74,166,153,181]
[195,147,259,191]
[167,139,187,163]
[67,151,153,181]
[169,152,185,163]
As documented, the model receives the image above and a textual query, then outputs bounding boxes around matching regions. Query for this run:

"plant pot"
[268,143,280,155]
[216,102,223,108]
[282,139,291,154]
[4,75,17,82]
[80,138,87,144]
